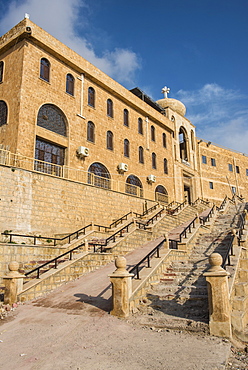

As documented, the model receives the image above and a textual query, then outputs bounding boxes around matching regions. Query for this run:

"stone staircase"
[130,202,244,333]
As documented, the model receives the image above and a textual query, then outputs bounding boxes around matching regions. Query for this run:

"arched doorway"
[125,175,143,197]
[88,162,111,189]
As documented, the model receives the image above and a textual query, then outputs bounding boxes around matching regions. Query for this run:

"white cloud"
[0,0,140,86]
[175,83,248,153]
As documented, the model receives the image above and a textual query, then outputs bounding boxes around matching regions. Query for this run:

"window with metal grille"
[87,121,95,143]
[125,175,143,197]
[0,100,7,126]
[107,99,113,117]
[34,138,65,176]
[123,109,129,127]
[88,162,111,189]
[138,118,143,134]
[107,130,113,150]
[164,158,168,174]
[163,133,167,148]
[202,155,207,164]
[37,104,67,136]
[151,125,155,141]
[88,87,95,107]
[155,185,168,203]
[0,61,4,83]
[124,139,129,157]
[152,152,156,169]
[211,158,216,166]
[40,58,50,82]
[228,163,233,172]
[139,146,144,164]
[66,74,74,96]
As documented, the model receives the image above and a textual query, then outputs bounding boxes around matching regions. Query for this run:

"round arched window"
[125,175,143,197]
[37,104,67,136]
[155,185,168,203]
[0,100,7,127]
[88,162,111,189]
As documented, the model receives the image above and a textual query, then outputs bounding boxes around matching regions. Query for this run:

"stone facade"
[0,18,248,235]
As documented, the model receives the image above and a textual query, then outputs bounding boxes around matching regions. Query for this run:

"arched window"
[155,185,168,204]
[123,109,129,127]
[88,87,95,107]
[107,98,113,117]
[0,61,4,83]
[152,152,156,169]
[40,58,50,82]
[66,74,74,96]
[88,162,111,189]
[179,126,188,162]
[139,146,144,164]
[151,125,155,141]
[124,139,129,158]
[0,100,7,127]
[163,133,167,148]
[191,130,195,151]
[87,121,95,143]
[126,175,143,197]
[138,118,143,134]
[37,104,67,136]
[164,158,168,174]
[107,130,113,150]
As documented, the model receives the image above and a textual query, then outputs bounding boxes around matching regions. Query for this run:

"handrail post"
[109,257,134,318]
[3,261,25,305]
[203,253,232,339]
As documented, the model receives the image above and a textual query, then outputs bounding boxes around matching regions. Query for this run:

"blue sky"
[0,0,248,153]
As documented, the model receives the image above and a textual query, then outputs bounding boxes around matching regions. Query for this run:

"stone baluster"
[108,256,134,318]
[203,253,232,338]
[2,261,25,305]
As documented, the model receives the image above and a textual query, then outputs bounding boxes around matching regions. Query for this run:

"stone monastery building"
[0,17,248,235]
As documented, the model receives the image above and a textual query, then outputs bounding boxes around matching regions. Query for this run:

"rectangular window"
[211,158,216,166]
[209,182,213,189]
[236,165,240,174]
[232,186,236,194]
[202,155,207,164]
[246,169,248,176]
[228,163,233,172]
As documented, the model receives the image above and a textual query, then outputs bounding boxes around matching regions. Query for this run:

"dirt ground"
[0,297,236,370]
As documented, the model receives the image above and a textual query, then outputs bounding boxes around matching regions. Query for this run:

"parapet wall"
[0,165,154,235]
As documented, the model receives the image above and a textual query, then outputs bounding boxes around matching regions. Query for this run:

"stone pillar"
[164,233,170,249]
[108,256,134,318]
[2,261,25,305]
[203,253,232,339]
[84,239,89,252]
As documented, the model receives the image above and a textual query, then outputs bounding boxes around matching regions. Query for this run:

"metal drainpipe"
[77,74,86,119]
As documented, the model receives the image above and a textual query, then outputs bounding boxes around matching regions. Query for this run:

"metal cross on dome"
[161,86,170,98]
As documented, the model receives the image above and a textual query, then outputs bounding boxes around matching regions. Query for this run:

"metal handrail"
[167,200,187,215]
[109,212,132,229]
[216,196,228,211]
[199,206,215,225]
[25,241,87,279]
[2,224,92,246]
[169,216,198,249]
[145,207,165,227]
[129,238,165,279]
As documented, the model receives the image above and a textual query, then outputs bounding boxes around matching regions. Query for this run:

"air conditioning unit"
[118,163,128,172]
[147,174,156,183]
[77,146,89,157]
